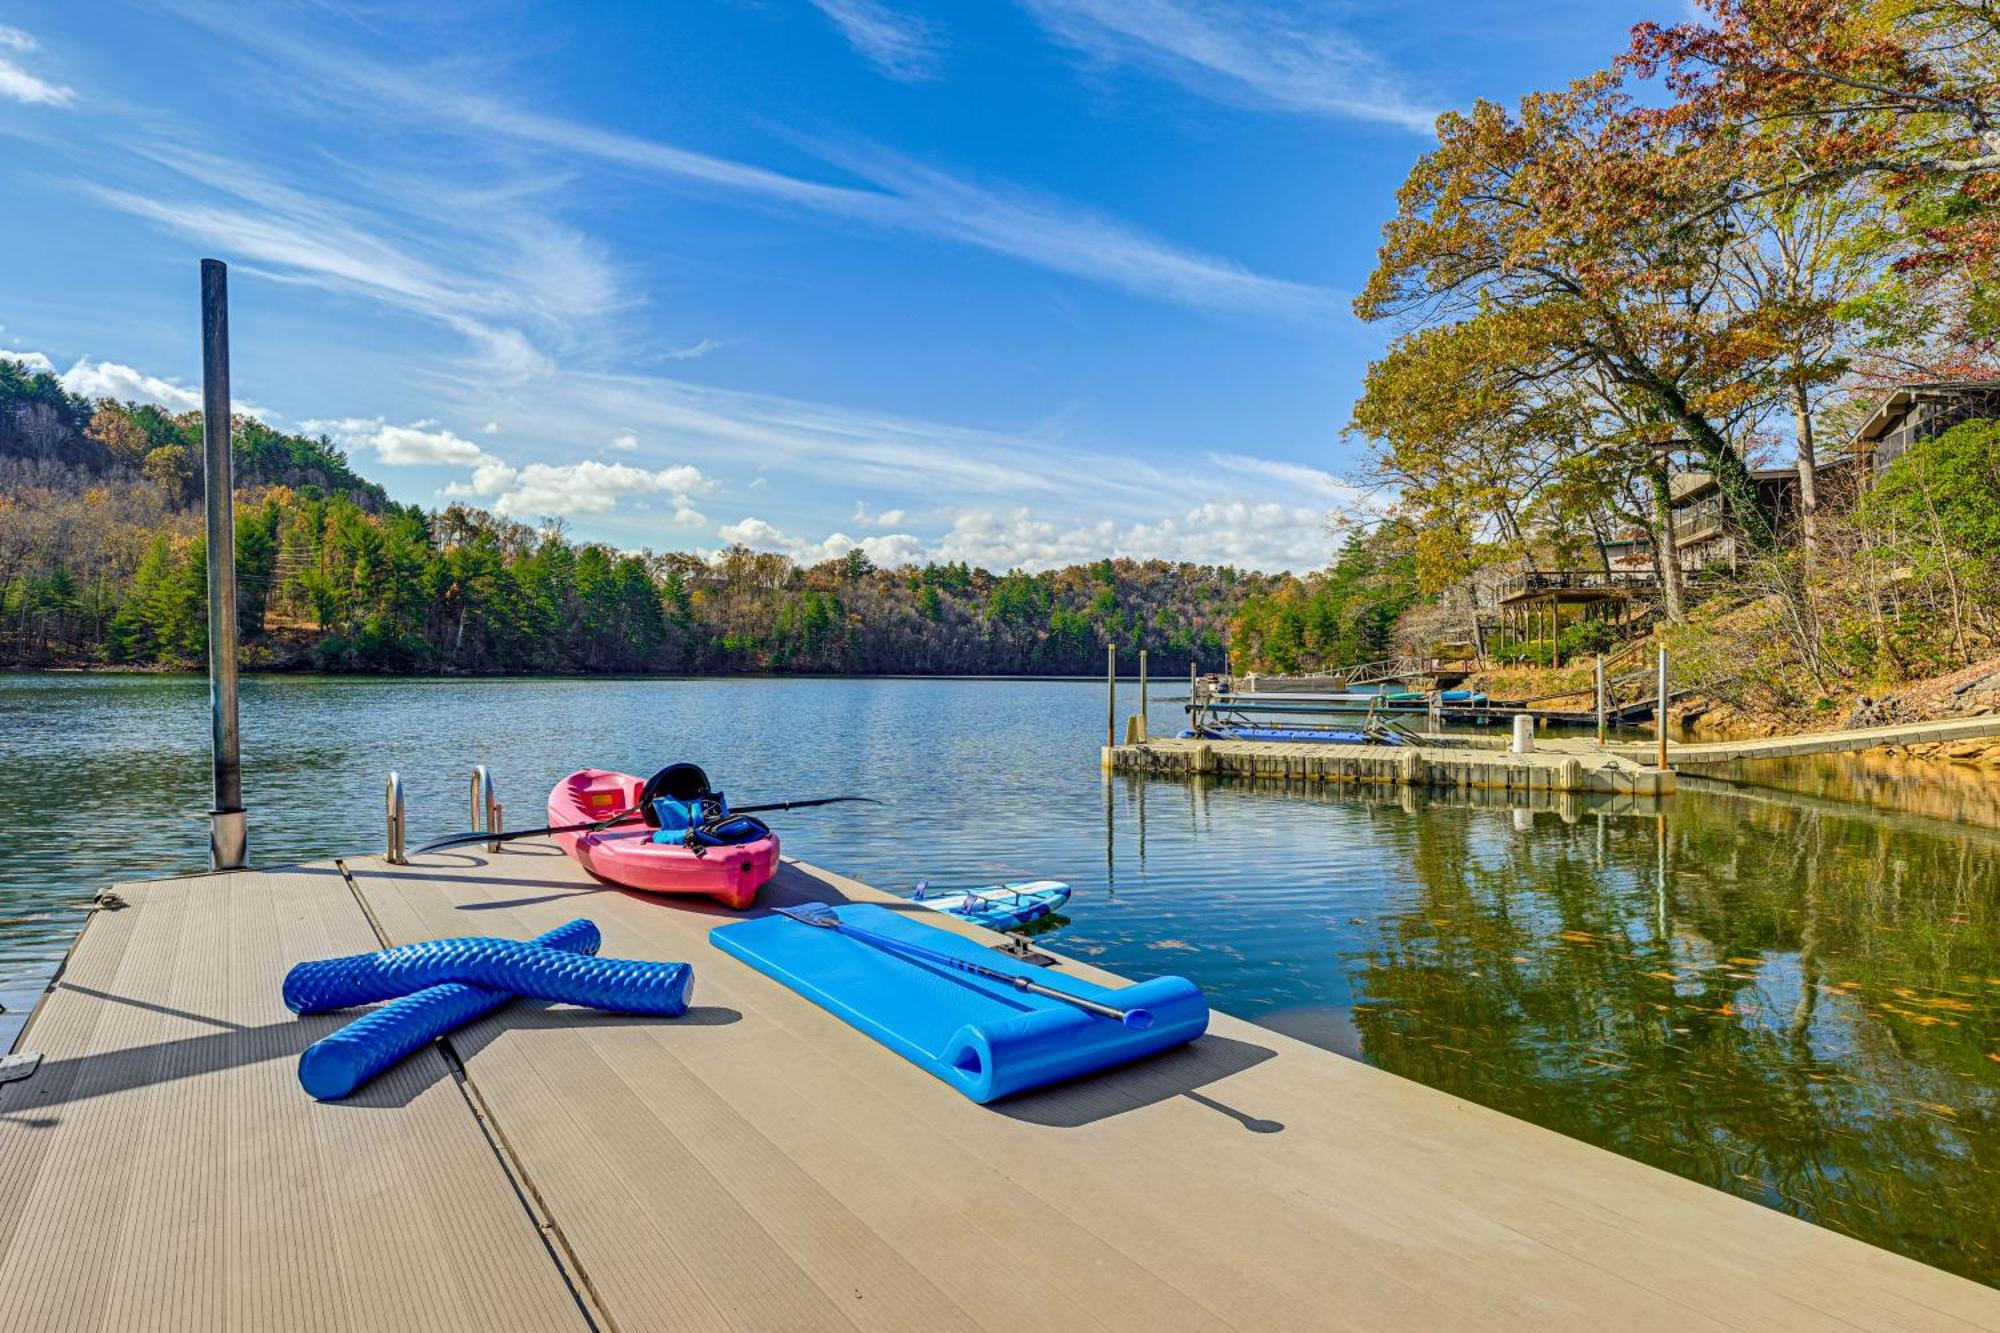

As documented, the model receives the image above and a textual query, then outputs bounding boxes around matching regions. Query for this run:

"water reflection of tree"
[1345,792,2000,1285]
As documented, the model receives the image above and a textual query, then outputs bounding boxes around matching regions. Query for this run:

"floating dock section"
[3,844,1992,1329]
[1105,737,1676,797]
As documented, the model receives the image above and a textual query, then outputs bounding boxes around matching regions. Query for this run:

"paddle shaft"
[412,795,878,856]
[777,907,1149,1029]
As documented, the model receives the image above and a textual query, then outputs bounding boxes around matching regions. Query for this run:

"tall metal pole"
[1595,653,1606,749]
[1105,644,1117,747]
[1656,645,1669,771]
[1138,648,1148,741]
[201,259,246,870]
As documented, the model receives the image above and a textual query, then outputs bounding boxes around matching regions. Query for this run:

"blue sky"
[0,0,1657,571]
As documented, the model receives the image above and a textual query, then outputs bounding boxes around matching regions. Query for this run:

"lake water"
[2,672,1995,1284]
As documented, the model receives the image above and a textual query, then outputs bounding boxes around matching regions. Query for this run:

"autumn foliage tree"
[1355,72,1784,548]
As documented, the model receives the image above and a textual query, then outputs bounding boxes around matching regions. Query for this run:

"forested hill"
[0,357,1281,674]
[1,358,386,505]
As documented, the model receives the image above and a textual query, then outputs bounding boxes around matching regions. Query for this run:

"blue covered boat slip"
[1177,726,1395,744]
[710,903,1208,1103]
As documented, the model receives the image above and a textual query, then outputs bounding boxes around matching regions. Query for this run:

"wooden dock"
[4,844,1995,1330]
[1105,737,1675,796]
[1609,712,2000,768]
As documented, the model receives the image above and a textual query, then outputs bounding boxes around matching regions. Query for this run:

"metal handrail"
[469,766,504,852]
[384,772,406,865]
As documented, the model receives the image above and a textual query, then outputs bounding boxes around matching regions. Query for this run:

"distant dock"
[1104,736,1676,796]
[5,843,1994,1327]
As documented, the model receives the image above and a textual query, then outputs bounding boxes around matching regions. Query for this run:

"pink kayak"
[548,769,780,909]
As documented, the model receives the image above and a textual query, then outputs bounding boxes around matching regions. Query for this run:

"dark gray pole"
[1105,644,1116,747]
[201,259,246,870]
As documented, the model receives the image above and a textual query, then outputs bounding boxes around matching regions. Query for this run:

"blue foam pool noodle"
[283,924,693,1017]
[297,919,599,1101]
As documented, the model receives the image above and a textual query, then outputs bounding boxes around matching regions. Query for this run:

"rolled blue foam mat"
[284,923,692,1017]
[710,903,1207,1103]
[297,920,598,1102]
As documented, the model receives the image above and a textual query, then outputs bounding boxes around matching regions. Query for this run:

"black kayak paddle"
[411,795,880,857]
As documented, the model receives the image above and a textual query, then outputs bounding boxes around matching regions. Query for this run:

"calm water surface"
[1,673,1995,1283]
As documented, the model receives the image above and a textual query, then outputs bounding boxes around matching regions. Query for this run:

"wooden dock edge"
[1105,739,1675,796]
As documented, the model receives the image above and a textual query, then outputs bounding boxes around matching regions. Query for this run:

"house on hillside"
[1474,380,2000,662]
[1608,380,2000,575]
[1847,380,2000,475]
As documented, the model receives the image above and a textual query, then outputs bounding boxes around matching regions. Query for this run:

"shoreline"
[1,665,1184,685]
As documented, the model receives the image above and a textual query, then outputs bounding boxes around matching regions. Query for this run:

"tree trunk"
[1646,383,1776,550]
[1791,382,1819,556]
[1647,464,1687,624]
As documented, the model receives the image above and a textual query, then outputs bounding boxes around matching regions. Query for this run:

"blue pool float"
[711,903,1207,1103]
[911,879,1072,930]
[284,928,692,1017]
[298,919,600,1101]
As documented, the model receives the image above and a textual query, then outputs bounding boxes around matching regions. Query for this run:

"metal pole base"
[209,808,247,871]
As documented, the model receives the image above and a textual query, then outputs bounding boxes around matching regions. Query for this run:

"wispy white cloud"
[806,0,944,81]
[655,337,724,361]
[1206,451,1369,504]
[825,145,1339,317]
[200,17,1334,319]
[0,56,74,107]
[0,21,73,105]
[74,139,623,381]
[1020,0,1436,132]
[607,430,639,452]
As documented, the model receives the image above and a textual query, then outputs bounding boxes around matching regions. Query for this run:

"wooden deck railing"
[1496,568,1660,602]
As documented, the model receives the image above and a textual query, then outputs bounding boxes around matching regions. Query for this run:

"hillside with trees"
[0,357,1267,675]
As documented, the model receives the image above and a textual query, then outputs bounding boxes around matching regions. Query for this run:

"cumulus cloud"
[930,501,1328,571]
[302,417,487,466]
[713,495,1329,573]
[10,350,57,374]
[717,515,924,567]
[608,431,639,452]
[58,357,202,411]
[852,500,907,528]
[485,460,714,519]
[807,0,944,81]
[304,415,712,520]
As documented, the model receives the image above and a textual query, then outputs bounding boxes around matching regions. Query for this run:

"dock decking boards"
[3,847,1996,1330]
[0,866,587,1333]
